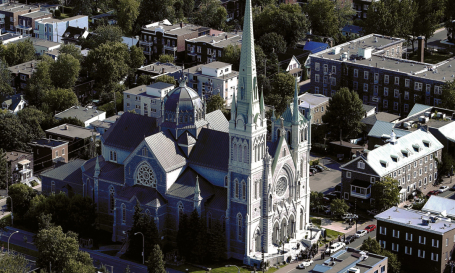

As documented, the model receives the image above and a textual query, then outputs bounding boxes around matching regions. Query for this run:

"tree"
[158,54,175,64]
[360,237,401,273]
[137,75,153,86]
[147,245,166,273]
[310,191,325,213]
[155,75,176,86]
[177,213,190,258]
[441,152,455,179]
[24,56,53,106]
[333,0,356,34]
[50,53,81,89]
[322,87,365,140]
[441,80,455,110]
[115,0,141,34]
[183,0,195,18]
[412,0,445,46]
[0,113,30,151]
[130,45,146,68]
[0,61,13,96]
[206,220,226,261]
[84,25,123,49]
[371,176,400,212]
[0,252,30,272]
[0,39,36,66]
[134,0,175,34]
[305,0,340,38]
[360,236,382,254]
[42,87,78,114]
[0,149,7,189]
[59,44,84,63]
[445,0,455,42]
[258,32,286,56]
[330,198,349,217]
[254,4,309,47]
[266,72,295,115]
[17,106,46,141]
[86,42,131,92]
[219,44,241,71]
[207,94,225,113]
[72,0,94,16]
[7,183,36,218]
[193,0,227,30]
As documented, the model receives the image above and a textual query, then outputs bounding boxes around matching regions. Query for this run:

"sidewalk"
[316,217,376,234]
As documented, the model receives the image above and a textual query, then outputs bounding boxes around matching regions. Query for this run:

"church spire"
[94,155,100,178]
[231,89,237,121]
[292,78,299,125]
[260,85,265,118]
[193,175,202,214]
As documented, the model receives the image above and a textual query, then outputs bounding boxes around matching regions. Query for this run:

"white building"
[54,106,106,128]
[123,82,175,118]
[34,15,88,43]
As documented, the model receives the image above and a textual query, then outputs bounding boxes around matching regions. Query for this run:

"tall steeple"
[292,79,299,125]
[193,175,202,214]
[235,0,260,125]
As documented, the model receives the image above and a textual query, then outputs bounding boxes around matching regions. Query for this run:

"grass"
[4,243,39,257]
[167,259,284,273]
[318,229,344,247]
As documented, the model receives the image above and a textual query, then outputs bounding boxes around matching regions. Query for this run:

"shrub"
[54,9,61,17]
[30,181,39,187]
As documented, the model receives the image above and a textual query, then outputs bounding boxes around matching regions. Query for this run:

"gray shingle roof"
[177,131,196,146]
[82,155,124,183]
[46,124,97,140]
[116,185,167,207]
[103,112,158,152]
[54,106,105,122]
[361,112,400,126]
[206,110,229,133]
[368,121,410,139]
[144,130,186,172]
[40,159,85,182]
[362,104,376,113]
[188,128,229,171]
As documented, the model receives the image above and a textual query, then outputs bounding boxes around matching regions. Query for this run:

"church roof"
[82,155,124,183]
[177,131,196,146]
[206,110,229,133]
[103,112,158,152]
[40,159,85,182]
[281,102,306,125]
[167,166,227,210]
[116,185,167,207]
[164,81,203,113]
[144,130,187,172]
[188,128,230,171]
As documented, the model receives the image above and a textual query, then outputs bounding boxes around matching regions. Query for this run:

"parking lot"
[309,155,342,194]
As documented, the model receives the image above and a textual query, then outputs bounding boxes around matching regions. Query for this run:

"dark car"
[344,235,356,244]
[426,190,440,197]
[310,167,318,173]
[314,165,324,172]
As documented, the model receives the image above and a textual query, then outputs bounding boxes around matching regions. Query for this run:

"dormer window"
[412,144,421,152]
[401,150,409,157]
[391,155,399,162]
[380,160,388,168]
[357,161,365,169]
[423,140,431,148]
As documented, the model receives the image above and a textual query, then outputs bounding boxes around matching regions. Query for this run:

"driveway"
[309,156,342,194]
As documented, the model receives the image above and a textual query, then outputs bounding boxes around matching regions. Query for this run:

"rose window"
[136,163,156,188]
[276,176,287,196]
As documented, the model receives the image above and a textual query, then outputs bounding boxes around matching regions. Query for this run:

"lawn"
[167,259,283,273]
[318,229,344,247]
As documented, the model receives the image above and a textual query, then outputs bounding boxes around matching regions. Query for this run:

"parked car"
[314,165,324,172]
[426,190,440,197]
[451,185,455,191]
[439,186,449,193]
[310,167,319,173]
[355,230,367,238]
[367,209,379,216]
[344,235,356,244]
[298,259,314,269]
[341,213,354,220]
[325,242,346,254]
[404,204,413,210]
[365,225,376,233]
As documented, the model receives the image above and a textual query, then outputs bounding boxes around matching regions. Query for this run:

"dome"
[164,79,203,113]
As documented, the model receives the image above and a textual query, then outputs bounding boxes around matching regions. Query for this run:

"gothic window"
[224,176,228,187]
[304,128,308,140]
[287,131,292,146]
[277,129,281,139]
[142,147,147,157]
[269,195,272,211]
[135,162,157,188]
[254,145,257,162]
[145,209,151,218]
[178,202,184,227]
[276,177,287,196]
[237,213,243,241]
[254,180,257,199]
[207,212,212,229]
[122,204,126,224]
[184,115,187,123]
[109,187,115,214]
[235,180,239,198]
[179,116,183,123]
[243,146,248,163]
[233,144,237,161]
[301,161,304,178]
[300,208,304,230]
[237,143,242,162]
[241,181,246,200]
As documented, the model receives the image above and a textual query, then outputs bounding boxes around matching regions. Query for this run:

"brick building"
[340,129,443,207]
[376,207,455,273]
[297,93,329,124]
[306,34,452,116]
[29,138,68,173]
[0,4,40,33]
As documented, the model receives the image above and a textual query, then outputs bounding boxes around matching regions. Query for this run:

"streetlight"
[134,232,145,264]
[8,230,19,252]
[225,265,240,273]
[5,196,13,226]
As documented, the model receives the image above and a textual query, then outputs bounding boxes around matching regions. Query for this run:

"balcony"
[139,40,153,46]
[164,45,177,51]
[350,180,372,200]
[187,49,197,56]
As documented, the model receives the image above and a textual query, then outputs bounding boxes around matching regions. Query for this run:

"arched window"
[184,115,187,123]
[145,209,151,218]
[254,180,257,199]
[207,212,212,229]
[287,131,292,145]
[237,213,243,241]
[243,146,248,163]
[237,143,242,162]
[142,147,147,156]
[224,176,228,187]
[235,180,239,198]
[51,181,55,193]
[301,161,304,178]
[300,208,304,230]
[178,202,184,227]
[269,195,272,211]
[304,128,308,141]
[122,204,126,224]
[254,144,257,162]
[109,187,115,214]
[241,181,246,200]
[277,129,281,139]
[233,144,237,161]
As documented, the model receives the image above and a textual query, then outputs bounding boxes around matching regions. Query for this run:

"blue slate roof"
[145,130,187,172]
[103,112,158,152]
[116,185,167,207]
[82,155,124,184]
[206,110,229,133]
[303,41,329,54]
[188,128,229,171]
[40,159,85,182]
[368,120,411,138]
[342,25,363,35]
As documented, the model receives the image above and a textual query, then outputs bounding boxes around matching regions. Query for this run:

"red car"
[426,190,440,197]
[365,225,376,233]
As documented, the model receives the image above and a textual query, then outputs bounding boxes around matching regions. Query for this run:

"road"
[309,154,342,194]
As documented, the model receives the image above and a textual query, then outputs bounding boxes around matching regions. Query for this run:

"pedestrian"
[338,235,341,242]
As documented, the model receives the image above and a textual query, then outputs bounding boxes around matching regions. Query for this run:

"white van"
[325,242,346,254]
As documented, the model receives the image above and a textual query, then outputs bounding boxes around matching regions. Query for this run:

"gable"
[271,135,294,175]
[341,156,379,176]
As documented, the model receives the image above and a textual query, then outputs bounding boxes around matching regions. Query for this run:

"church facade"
[40,0,312,263]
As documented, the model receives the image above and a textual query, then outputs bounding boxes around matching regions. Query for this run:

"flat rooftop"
[31,138,67,148]
[21,10,51,19]
[8,60,39,75]
[46,124,98,139]
[298,93,329,108]
[137,62,182,75]
[90,120,112,129]
[8,37,61,48]
[316,248,387,273]
[185,63,239,79]
[5,151,31,162]
[124,85,153,96]
[0,4,39,12]
[376,207,455,235]
[187,32,242,48]
[143,21,209,36]
[54,106,105,122]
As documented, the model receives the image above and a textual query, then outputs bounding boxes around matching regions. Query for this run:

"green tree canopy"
[305,0,340,38]
[0,149,7,189]
[371,176,400,212]
[42,87,78,114]
[147,244,166,273]
[206,94,225,113]
[266,72,295,115]
[258,32,287,56]
[50,53,81,89]
[7,183,37,218]
[0,39,36,66]
[134,0,175,34]
[322,87,365,140]
[59,44,84,63]
[330,198,349,216]
[360,237,401,273]
[158,54,175,64]
[17,106,46,141]
[411,0,445,45]
[0,113,30,151]
[0,252,30,272]
[130,45,146,68]
[220,44,241,71]
[84,25,123,49]
[310,191,325,213]
[194,0,228,30]
[115,0,141,34]
[441,80,455,110]
[445,0,455,42]
[24,57,53,106]
[0,61,13,96]
[155,75,176,86]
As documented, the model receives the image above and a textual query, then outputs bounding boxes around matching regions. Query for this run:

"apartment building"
[54,106,106,128]
[340,129,443,206]
[183,61,238,105]
[16,10,51,36]
[185,31,242,65]
[29,138,68,173]
[139,20,211,63]
[306,34,452,116]
[298,93,329,124]
[5,150,34,185]
[376,207,455,273]
[8,60,40,92]
[123,82,175,118]
[34,15,88,42]
[0,4,40,33]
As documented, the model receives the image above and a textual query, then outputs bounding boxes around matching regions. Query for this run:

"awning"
[18,159,30,165]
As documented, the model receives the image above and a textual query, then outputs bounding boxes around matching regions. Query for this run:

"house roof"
[103,112,158,152]
[185,63,239,80]
[150,82,175,90]
[438,121,455,142]
[343,129,443,177]
[5,151,31,162]
[298,93,329,108]
[144,130,186,172]
[206,110,229,133]
[116,185,167,207]
[8,60,39,75]
[62,26,86,40]
[341,25,363,35]
[362,104,376,113]
[361,112,400,126]
[46,124,97,140]
[40,159,85,182]
[137,62,183,75]
[30,138,67,148]
[188,128,229,171]
[0,94,25,111]
[408,103,432,117]
[303,41,329,54]
[54,106,105,123]
[368,121,411,139]
[21,11,51,19]
[376,207,455,235]
[82,155,124,184]
[422,196,455,218]
[90,120,112,129]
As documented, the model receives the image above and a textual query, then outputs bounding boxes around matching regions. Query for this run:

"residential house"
[361,112,400,136]
[363,104,376,118]
[123,82,175,118]
[0,4,40,33]
[277,48,310,82]
[29,138,68,173]
[5,150,34,185]
[61,26,88,45]
[329,140,365,161]
[34,15,88,42]
[139,20,211,63]
[1,94,27,114]
[298,93,329,124]
[376,207,455,273]
[0,32,23,44]
[7,36,61,56]
[8,60,39,92]
[312,247,388,273]
[340,129,443,207]
[90,11,116,26]
[16,10,51,37]
[185,31,242,65]
[353,0,378,19]
[136,62,183,81]
[184,61,239,105]
[54,106,106,128]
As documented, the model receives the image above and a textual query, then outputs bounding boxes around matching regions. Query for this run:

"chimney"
[418,36,425,63]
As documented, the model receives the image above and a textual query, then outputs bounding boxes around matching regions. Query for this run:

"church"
[41,0,312,264]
